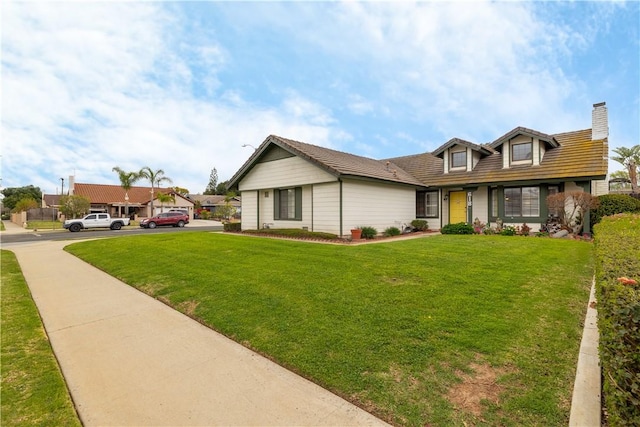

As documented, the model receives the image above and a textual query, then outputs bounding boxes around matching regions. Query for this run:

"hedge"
[594,214,640,426]
[592,194,640,227]
[440,222,474,234]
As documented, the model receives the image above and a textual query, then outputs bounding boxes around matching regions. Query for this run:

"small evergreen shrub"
[359,226,378,239]
[500,225,517,236]
[440,222,474,234]
[383,226,401,237]
[519,223,531,236]
[223,222,241,232]
[594,214,640,426]
[592,194,640,226]
[410,219,428,231]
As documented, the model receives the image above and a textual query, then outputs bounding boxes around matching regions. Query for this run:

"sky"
[2,1,639,196]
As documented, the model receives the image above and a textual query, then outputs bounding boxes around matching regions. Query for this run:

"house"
[45,178,195,219]
[228,103,609,236]
[187,194,242,218]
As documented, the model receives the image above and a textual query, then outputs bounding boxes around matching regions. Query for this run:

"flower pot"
[351,229,362,240]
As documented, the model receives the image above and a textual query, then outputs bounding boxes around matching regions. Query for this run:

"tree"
[216,191,238,221]
[1,185,42,210]
[12,197,39,213]
[59,195,91,218]
[546,191,599,234]
[155,192,175,213]
[112,166,141,217]
[171,186,189,196]
[139,167,173,216]
[214,180,229,195]
[611,145,640,194]
[204,168,218,195]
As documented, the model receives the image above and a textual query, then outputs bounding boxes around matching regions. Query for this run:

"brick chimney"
[592,102,608,140]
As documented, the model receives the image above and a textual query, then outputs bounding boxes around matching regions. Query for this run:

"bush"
[500,225,517,236]
[440,222,474,235]
[594,214,640,426]
[383,226,401,237]
[410,219,428,231]
[519,223,531,236]
[243,228,338,240]
[223,222,241,232]
[592,194,640,226]
[359,226,378,239]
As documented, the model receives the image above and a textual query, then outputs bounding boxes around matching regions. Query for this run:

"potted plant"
[350,228,362,240]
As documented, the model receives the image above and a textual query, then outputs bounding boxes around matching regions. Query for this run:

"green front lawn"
[66,234,593,426]
[1,250,81,427]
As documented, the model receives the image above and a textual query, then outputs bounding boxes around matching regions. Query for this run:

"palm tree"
[112,167,141,217]
[139,167,173,216]
[155,192,175,213]
[611,145,640,194]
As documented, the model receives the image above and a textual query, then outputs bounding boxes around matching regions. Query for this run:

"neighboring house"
[228,103,609,236]
[187,194,242,217]
[45,179,195,219]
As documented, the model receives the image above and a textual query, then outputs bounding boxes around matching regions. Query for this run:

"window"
[491,188,498,217]
[548,186,559,217]
[451,151,466,168]
[512,142,532,162]
[274,187,302,220]
[504,187,539,217]
[416,191,439,217]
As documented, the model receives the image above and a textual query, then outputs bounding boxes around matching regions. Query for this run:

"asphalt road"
[1,224,224,245]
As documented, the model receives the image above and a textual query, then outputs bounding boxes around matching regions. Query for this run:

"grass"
[65,233,593,426]
[1,250,81,427]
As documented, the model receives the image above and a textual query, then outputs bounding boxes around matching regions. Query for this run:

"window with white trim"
[451,151,467,168]
[512,142,533,162]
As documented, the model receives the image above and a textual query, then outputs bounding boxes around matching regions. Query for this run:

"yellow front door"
[449,191,467,223]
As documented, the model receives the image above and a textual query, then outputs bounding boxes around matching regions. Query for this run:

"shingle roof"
[491,126,559,149]
[73,184,175,204]
[432,137,494,157]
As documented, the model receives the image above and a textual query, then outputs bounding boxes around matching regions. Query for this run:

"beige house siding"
[239,156,336,191]
[311,182,341,234]
[472,187,489,225]
[342,180,415,235]
[240,190,258,230]
[592,179,609,196]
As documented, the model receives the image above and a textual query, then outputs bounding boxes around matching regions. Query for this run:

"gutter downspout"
[339,178,343,237]
[256,190,260,230]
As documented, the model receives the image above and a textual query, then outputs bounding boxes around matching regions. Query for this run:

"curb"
[569,278,601,426]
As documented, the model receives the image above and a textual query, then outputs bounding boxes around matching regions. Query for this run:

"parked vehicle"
[64,213,130,232]
[140,212,189,229]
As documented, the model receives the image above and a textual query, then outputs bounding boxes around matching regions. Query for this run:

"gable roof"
[188,194,241,206]
[72,183,179,205]
[490,126,559,150]
[432,137,494,158]
[229,135,426,188]
[388,128,607,187]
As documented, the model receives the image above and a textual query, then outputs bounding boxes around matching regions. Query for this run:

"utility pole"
[60,177,64,195]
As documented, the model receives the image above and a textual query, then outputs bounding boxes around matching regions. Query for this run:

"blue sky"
[2,1,638,195]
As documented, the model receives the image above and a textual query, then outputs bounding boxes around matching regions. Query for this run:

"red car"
[140,212,189,229]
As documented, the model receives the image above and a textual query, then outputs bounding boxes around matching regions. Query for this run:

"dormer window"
[451,151,467,169]
[511,142,532,162]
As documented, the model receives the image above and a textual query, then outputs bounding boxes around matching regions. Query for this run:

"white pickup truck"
[64,213,130,232]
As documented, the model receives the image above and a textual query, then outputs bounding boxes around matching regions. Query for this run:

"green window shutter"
[274,189,280,220]
[295,187,302,220]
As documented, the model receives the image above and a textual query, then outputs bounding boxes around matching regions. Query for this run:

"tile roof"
[230,128,607,190]
[73,184,175,205]
[230,135,426,188]
[388,129,607,187]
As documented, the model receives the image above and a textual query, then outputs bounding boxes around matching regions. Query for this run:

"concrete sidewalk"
[8,240,389,426]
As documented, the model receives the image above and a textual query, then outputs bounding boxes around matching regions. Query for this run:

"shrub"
[383,226,401,237]
[499,225,517,236]
[199,210,211,220]
[519,223,531,236]
[441,222,474,235]
[591,194,640,226]
[223,222,241,232]
[594,214,640,426]
[410,219,428,231]
[359,226,378,239]
[243,228,338,240]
